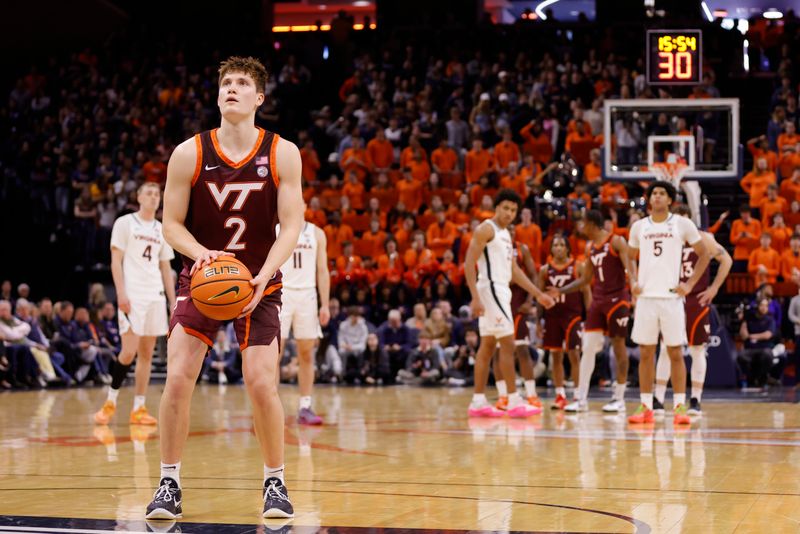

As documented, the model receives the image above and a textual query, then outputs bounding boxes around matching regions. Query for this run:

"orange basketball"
[190,256,254,320]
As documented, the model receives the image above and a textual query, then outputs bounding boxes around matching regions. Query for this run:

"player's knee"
[118,351,136,366]
[582,332,604,357]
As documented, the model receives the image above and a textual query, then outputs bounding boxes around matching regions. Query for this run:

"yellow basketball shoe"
[130,406,157,426]
[94,401,116,425]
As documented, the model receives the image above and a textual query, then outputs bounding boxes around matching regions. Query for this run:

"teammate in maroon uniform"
[653,205,731,416]
[146,57,303,521]
[539,235,591,410]
[493,234,542,412]
[550,210,636,413]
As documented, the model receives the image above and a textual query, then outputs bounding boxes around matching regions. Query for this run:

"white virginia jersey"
[477,220,513,286]
[629,214,701,299]
[278,222,318,289]
[110,214,174,302]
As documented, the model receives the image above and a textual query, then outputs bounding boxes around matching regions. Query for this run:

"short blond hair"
[137,182,160,195]
[219,56,268,93]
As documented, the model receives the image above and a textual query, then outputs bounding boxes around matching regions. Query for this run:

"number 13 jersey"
[185,127,281,289]
[629,214,701,299]
[110,214,175,302]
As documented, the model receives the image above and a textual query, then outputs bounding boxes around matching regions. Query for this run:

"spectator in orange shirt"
[403,231,433,270]
[369,172,396,209]
[362,218,388,259]
[324,212,355,259]
[746,135,778,172]
[499,161,527,198]
[397,169,423,213]
[142,151,167,185]
[431,138,459,179]
[780,168,800,203]
[730,205,763,269]
[376,238,404,284]
[340,137,371,182]
[778,122,799,152]
[335,241,363,274]
[408,150,432,182]
[472,195,496,221]
[439,249,462,286]
[400,137,427,169]
[426,208,458,260]
[748,233,781,285]
[787,200,800,229]
[767,213,792,253]
[741,157,777,209]
[778,143,800,179]
[304,196,327,228]
[300,139,321,183]
[565,119,594,153]
[514,207,543,267]
[520,119,553,164]
[600,181,629,208]
[493,129,521,175]
[449,193,472,228]
[342,171,366,211]
[465,138,493,184]
[780,234,800,281]
[364,197,387,230]
[584,148,603,185]
[320,174,343,212]
[567,182,592,211]
[759,184,788,227]
[367,128,394,173]
[469,175,497,207]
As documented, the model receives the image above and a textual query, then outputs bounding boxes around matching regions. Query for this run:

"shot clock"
[646,29,702,85]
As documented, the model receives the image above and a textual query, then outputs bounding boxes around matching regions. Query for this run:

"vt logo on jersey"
[549,274,571,287]
[207,182,266,210]
[591,250,607,267]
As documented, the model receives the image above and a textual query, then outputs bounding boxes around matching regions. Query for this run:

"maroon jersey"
[680,244,710,297]
[589,234,626,297]
[184,128,282,289]
[544,260,583,318]
[510,243,529,314]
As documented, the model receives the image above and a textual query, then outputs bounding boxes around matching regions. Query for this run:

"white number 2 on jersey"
[224,217,246,251]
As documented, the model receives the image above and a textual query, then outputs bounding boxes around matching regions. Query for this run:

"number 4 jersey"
[184,127,281,289]
[110,214,175,302]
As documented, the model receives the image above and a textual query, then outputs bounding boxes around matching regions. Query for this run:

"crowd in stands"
[3,17,800,391]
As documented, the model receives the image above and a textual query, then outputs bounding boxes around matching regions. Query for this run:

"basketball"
[190,256,254,320]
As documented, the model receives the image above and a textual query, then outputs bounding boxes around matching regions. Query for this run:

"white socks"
[160,462,181,486]
[674,393,686,407]
[689,345,707,401]
[265,464,285,484]
[614,382,627,401]
[654,382,667,404]
[555,386,566,398]
[133,395,146,411]
[524,380,536,398]
[472,393,487,405]
[577,332,604,402]
[507,392,524,407]
[106,388,120,404]
[640,392,653,410]
[299,396,312,410]
[496,380,508,398]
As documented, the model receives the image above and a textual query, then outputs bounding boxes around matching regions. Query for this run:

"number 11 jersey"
[277,222,318,290]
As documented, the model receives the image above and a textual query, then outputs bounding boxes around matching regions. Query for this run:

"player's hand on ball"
[674,282,692,297]
[471,299,485,317]
[319,305,331,327]
[190,250,235,276]
[118,293,131,315]
[238,272,270,317]
[697,286,717,307]
[537,293,555,309]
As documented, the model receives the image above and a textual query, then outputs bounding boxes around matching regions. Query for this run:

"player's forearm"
[163,222,208,261]
[464,258,479,299]
[110,259,127,298]
[687,254,711,290]
[160,266,176,307]
[512,264,544,298]
[711,256,732,292]
[317,265,331,307]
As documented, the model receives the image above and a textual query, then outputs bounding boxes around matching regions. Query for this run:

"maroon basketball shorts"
[513,314,530,346]
[585,291,630,338]
[685,295,710,346]
[169,269,282,351]
[542,313,582,352]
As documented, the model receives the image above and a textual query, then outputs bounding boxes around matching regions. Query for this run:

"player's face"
[648,187,672,211]
[551,239,568,261]
[218,71,264,118]
[138,187,161,212]
[495,201,518,227]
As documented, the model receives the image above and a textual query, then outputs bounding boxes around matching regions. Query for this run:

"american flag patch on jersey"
[256,156,269,165]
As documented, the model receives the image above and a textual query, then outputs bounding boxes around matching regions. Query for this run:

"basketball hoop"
[651,155,690,188]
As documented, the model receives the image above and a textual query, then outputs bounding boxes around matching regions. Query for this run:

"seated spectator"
[730,205,762,270]
[320,174,343,212]
[746,134,778,172]
[37,298,56,340]
[499,161,527,198]
[741,157,777,210]
[338,306,368,372]
[494,129,521,175]
[422,307,452,349]
[97,302,121,354]
[759,184,787,227]
[0,299,44,388]
[748,233,780,285]
[600,181,629,208]
[408,149,432,183]
[426,209,458,260]
[567,182,592,211]
[342,171,366,211]
[203,329,242,384]
[584,148,602,185]
[397,169,423,213]
[469,175,497,207]
[405,303,427,332]
[431,138,459,182]
[74,307,112,383]
[779,168,800,203]
[362,219,387,259]
[403,231,435,271]
[300,139,321,183]
[364,197,388,230]
[334,241,364,277]
[439,249,463,286]
[445,327,479,386]
[780,234,800,281]
[305,197,327,228]
[360,333,391,385]
[14,298,64,385]
[340,136,371,182]
[766,213,792,253]
[376,238,404,284]
[465,138,493,184]
[324,211,354,259]
[778,143,800,179]
[52,302,99,384]
[396,334,444,385]
[400,136,428,169]
[738,298,783,388]
[367,128,394,173]
[377,309,413,379]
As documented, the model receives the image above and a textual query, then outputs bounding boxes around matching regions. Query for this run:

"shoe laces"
[153,481,179,503]
[264,479,289,502]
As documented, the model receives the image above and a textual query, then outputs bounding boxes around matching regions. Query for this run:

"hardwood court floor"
[0,384,798,533]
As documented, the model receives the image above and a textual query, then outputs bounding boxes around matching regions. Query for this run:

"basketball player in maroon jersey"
[653,205,731,416]
[493,233,542,412]
[146,57,303,521]
[550,210,637,413]
[540,235,590,410]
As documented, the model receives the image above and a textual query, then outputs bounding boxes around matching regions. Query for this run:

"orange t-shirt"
[300,147,321,182]
[341,148,371,182]
[584,162,602,183]
[499,173,527,198]
[747,143,778,172]
[730,218,763,261]
[741,171,777,208]
[397,179,423,213]
[335,254,363,273]
[767,226,792,254]
[408,158,432,182]
[493,141,521,171]
[778,152,800,180]
[515,222,543,266]
[324,223,354,258]
[778,133,800,152]
[458,231,472,263]
[305,208,327,228]
[469,185,498,208]
[780,177,800,203]
[567,191,592,210]
[376,253,404,283]
[600,182,628,204]
[780,249,800,280]
[142,161,167,184]
[748,246,781,285]
[759,196,788,227]
[320,187,342,212]
[520,124,553,164]
[367,187,397,211]
[426,221,458,259]
[401,146,428,169]
[465,149,493,184]
[342,181,366,210]
[367,138,394,170]
[361,230,387,259]
[431,147,458,173]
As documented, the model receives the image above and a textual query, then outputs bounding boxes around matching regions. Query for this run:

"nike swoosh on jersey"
[205,164,220,171]
[209,286,240,300]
